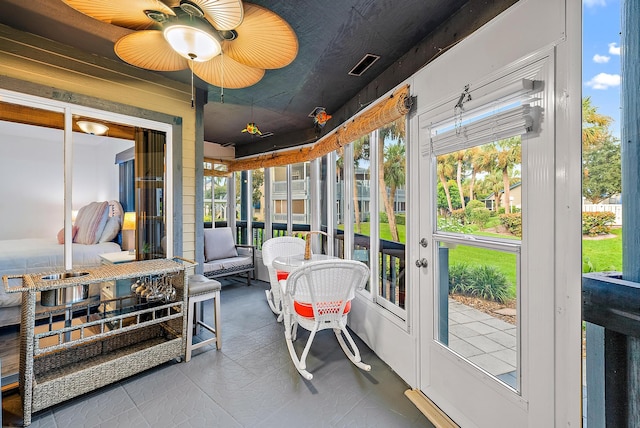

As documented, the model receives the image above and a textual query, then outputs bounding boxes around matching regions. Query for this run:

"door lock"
[415,258,428,268]
[419,238,428,248]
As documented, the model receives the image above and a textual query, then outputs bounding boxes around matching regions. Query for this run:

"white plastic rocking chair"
[261,236,306,322]
[282,259,371,380]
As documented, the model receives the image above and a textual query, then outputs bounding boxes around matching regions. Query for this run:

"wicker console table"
[3,259,189,426]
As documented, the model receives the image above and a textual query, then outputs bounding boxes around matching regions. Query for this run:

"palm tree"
[378,117,406,241]
[493,137,521,211]
[582,96,613,151]
[384,142,406,241]
[437,154,456,213]
[465,147,483,201]
[454,150,467,209]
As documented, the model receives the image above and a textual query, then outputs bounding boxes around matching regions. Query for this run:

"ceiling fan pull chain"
[220,51,224,104]
[190,59,195,109]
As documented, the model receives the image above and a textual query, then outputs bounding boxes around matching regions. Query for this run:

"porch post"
[621,0,640,424]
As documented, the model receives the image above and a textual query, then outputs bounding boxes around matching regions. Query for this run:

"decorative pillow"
[74,201,109,245]
[98,215,121,243]
[204,227,238,262]
[57,226,79,244]
[107,200,124,218]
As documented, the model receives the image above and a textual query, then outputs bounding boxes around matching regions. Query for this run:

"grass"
[345,221,623,293]
[582,227,622,272]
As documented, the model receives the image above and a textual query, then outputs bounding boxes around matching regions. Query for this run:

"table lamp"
[121,212,136,251]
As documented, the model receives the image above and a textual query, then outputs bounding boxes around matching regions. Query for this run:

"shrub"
[469,207,491,229]
[379,211,388,223]
[396,214,406,225]
[437,217,474,234]
[448,263,510,303]
[582,211,616,236]
[465,199,485,218]
[497,207,506,214]
[500,213,522,237]
[451,208,466,224]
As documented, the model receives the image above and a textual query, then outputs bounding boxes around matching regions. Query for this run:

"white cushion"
[204,227,238,262]
[98,216,121,243]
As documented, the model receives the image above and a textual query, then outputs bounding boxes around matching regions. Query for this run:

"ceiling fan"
[61,0,299,91]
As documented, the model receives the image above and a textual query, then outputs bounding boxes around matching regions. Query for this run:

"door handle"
[415,258,428,268]
[420,238,428,248]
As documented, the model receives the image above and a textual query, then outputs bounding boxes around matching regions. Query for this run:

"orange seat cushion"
[294,300,351,318]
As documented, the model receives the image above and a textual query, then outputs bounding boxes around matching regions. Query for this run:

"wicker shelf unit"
[3,258,189,427]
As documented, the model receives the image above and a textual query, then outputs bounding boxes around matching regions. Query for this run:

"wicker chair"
[261,236,306,322]
[282,259,371,380]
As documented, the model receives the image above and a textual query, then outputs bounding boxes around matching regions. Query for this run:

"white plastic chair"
[282,259,371,380]
[261,236,306,321]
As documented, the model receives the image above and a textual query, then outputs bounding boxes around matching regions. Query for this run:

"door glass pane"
[271,165,287,237]
[134,129,166,259]
[436,242,519,391]
[351,136,371,290]
[204,163,229,225]
[335,149,345,258]
[290,161,311,233]
[0,106,64,245]
[436,138,521,237]
[251,168,265,249]
[434,137,522,392]
[377,117,406,309]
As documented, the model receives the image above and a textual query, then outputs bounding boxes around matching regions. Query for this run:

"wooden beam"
[212,84,410,172]
[0,101,135,140]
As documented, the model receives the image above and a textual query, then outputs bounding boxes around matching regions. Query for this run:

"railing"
[203,221,406,309]
[583,271,640,427]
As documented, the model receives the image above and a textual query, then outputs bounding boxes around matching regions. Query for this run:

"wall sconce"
[77,120,109,136]
[121,212,136,251]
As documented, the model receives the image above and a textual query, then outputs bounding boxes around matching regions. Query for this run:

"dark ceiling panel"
[0,0,511,157]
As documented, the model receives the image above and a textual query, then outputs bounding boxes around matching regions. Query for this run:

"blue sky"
[583,0,621,138]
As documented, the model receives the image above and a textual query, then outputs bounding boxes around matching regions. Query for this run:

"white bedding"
[0,238,121,307]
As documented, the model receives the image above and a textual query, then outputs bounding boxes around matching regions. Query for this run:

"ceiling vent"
[259,131,274,138]
[348,53,380,76]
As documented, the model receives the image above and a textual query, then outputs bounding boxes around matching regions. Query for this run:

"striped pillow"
[74,201,109,245]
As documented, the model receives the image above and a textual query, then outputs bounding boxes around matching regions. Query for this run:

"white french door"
[417,55,558,427]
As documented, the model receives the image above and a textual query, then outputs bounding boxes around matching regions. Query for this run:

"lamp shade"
[77,121,109,136]
[122,212,136,230]
[164,20,222,62]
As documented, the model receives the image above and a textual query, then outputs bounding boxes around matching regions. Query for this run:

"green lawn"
[348,222,623,287]
[582,227,622,272]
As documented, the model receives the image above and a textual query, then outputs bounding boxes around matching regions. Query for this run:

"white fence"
[582,204,622,226]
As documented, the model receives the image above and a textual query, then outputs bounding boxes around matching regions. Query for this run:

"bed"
[0,200,124,327]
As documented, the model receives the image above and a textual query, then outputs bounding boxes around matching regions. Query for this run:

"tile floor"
[2,277,434,428]
[447,298,517,389]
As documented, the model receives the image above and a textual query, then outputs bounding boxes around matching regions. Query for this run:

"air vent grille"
[348,54,380,76]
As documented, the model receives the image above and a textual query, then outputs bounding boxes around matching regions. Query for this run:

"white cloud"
[583,0,606,7]
[593,54,610,63]
[609,42,621,55]
[585,73,621,90]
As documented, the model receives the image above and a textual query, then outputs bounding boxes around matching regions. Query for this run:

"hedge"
[582,211,616,236]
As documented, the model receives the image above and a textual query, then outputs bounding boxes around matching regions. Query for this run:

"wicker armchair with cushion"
[202,227,255,285]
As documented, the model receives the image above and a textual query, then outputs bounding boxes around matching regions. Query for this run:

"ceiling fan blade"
[224,3,298,70]
[191,55,265,89]
[192,0,244,31]
[115,31,189,71]
[62,0,175,30]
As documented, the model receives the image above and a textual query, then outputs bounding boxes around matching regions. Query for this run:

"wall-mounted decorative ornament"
[309,107,332,133]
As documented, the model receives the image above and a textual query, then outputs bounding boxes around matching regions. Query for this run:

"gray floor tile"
[1,278,434,428]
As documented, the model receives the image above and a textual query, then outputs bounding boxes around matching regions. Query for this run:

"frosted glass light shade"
[77,121,109,136]
[164,24,222,62]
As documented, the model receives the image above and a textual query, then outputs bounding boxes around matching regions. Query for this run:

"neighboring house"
[484,182,522,212]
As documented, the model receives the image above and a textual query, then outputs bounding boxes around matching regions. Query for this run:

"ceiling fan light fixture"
[77,121,109,136]
[164,20,222,62]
